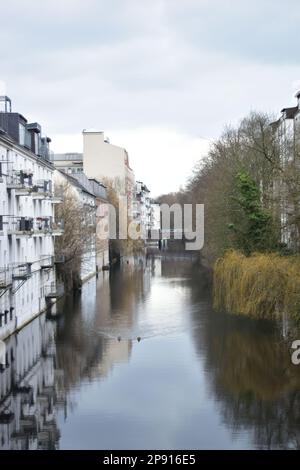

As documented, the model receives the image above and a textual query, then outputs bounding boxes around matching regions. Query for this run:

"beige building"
[83,130,135,215]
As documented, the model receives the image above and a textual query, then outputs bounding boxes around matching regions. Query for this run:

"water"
[0,255,299,450]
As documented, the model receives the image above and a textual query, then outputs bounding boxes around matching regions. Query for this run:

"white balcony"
[6,175,33,195]
[45,282,64,299]
[0,269,12,289]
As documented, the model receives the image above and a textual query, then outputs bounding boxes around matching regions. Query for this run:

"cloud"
[1,0,300,193]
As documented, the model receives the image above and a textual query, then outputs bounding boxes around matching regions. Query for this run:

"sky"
[1,0,300,195]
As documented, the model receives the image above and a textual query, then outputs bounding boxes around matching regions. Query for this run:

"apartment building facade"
[54,170,109,280]
[0,312,61,449]
[0,96,63,341]
[82,130,135,216]
[271,91,300,250]
[150,202,161,232]
[51,152,83,175]
[134,181,152,235]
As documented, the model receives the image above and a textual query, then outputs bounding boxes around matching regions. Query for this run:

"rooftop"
[281,106,298,119]
[52,153,83,162]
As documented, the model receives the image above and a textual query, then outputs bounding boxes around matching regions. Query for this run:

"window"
[19,123,25,146]
[34,133,39,154]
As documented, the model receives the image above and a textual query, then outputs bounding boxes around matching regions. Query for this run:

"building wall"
[83,131,127,194]
[95,198,110,271]
[275,102,300,249]
[54,170,97,282]
[52,153,83,175]
[0,137,60,341]
[134,181,152,234]
[0,312,60,450]
[151,203,161,231]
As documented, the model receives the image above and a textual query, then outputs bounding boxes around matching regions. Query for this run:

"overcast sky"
[1,0,300,195]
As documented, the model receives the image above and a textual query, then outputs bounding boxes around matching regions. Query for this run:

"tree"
[55,181,95,291]
[228,171,277,254]
[103,178,144,262]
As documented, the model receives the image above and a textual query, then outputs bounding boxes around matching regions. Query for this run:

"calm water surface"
[1,255,299,449]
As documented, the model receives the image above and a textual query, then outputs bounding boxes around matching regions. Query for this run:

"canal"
[0,255,299,449]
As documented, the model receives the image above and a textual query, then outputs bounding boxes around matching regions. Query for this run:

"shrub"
[213,250,300,319]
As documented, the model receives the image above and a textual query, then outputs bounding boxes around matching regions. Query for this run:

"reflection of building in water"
[0,313,63,449]
[55,265,154,394]
[95,340,132,378]
[160,254,197,278]
[55,274,134,390]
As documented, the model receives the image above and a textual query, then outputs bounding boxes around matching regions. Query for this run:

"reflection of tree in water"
[189,268,300,449]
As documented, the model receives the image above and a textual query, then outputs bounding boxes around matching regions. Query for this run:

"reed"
[213,250,300,319]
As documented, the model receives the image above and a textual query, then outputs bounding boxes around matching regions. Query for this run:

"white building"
[150,202,161,232]
[51,153,83,175]
[0,312,61,449]
[271,92,300,249]
[54,170,109,281]
[0,96,63,341]
[134,181,152,235]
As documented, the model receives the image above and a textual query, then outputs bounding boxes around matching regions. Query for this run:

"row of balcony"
[0,216,64,235]
[4,172,63,202]
[0,259,65,288]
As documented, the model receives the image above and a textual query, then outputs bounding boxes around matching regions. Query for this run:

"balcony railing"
[51,219,64,233]
[6,174,33,192]
[51,189,64,203]
[54,254,65,264]
[45,282,64,298]
[40,255,54,269]
[12,263,32,280]
[35,217,51,233]
[31,179,52,197]
[0,268,12,288]
[4,217,64,235]
[5,174,62,201]
[7,217,34,234]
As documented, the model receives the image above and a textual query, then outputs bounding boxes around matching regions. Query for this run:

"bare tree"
[55,181,96,291]
[103,178,145,262]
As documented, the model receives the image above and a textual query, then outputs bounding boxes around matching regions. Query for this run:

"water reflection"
[1,255,300,449]
[192,302,300,449]
[0,313,64,449]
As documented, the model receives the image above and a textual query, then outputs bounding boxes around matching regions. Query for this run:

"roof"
[52,153,83,161]
[0,130,54,171]
[281,106,299,119]
[57,170,107,200]
[57,170,95,198]
[270,119,280,129]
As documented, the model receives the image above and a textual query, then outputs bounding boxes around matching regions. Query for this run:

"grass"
[213,250,300,319]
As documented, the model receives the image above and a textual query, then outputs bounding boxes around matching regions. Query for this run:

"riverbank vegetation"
[159,110,300,318]
[214,251,300,319]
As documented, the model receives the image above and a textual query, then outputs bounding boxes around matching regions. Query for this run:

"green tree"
[228,171,277,254]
